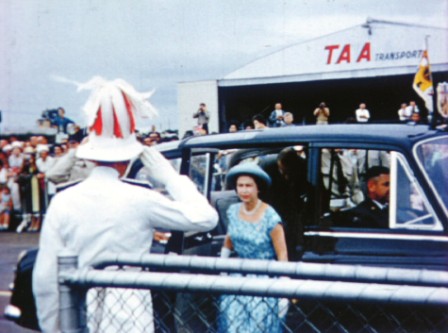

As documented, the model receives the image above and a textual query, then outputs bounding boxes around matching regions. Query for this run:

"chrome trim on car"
[304,231,448,242]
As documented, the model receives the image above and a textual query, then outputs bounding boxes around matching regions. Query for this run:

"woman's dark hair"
[252,114,267,126]
[277,147,307,186]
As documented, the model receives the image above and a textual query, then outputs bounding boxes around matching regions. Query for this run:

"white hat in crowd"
[2,144,12,153]
[24,146,35,154]
[11,141,24,149]
[36,144,49,154]
[75,77,158,162]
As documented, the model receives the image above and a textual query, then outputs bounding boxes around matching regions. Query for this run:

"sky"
[0,0,447,133]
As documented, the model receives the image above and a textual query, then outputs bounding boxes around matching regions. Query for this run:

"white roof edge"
[366,17,448,30]
[218,63,448,87]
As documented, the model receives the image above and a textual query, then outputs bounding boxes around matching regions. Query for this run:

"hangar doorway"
[218,71,447,131]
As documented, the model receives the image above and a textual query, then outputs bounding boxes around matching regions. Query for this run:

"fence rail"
[90,252,448,287]
[58,252,448,333]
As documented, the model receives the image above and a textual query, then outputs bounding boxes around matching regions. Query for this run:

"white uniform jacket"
[33,166,218,333]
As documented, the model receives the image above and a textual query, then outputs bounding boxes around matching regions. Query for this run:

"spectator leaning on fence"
[33,77,218,333]
[219,163,288,333]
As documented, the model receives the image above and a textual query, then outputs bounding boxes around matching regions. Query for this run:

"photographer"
[193,102,210,134]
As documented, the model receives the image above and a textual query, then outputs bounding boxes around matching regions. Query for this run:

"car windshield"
[415,136,448,209]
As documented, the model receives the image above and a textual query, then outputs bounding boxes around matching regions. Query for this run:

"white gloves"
[220,247,231,258]
[278,276,290,319]
[278,298,289,319]
[219,247,232,276]
[140,146,178,186]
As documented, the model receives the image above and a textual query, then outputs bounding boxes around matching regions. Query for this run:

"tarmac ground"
[0,232,39,333]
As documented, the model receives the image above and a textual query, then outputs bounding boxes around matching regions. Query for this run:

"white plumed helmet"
[75,77,158,162]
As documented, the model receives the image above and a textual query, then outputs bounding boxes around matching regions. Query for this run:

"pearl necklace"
[242,199,262,216]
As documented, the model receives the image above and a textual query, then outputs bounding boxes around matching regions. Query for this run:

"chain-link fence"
[58,252,448,333]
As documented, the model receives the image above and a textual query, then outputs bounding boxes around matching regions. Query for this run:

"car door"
[169,148,225,257]
[302,145,448,270]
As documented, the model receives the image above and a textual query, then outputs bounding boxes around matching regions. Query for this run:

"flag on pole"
[413,50,434,113]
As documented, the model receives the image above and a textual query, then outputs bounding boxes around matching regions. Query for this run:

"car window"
[319,147,440,230]
[189,153,213,196]
[390,152,441,230]
[319,148,390,214]
[415,136,448,212]
[212,149,238,191]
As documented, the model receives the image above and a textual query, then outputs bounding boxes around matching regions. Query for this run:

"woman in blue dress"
[219,163,288,333]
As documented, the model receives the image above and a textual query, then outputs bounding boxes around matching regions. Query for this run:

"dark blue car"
[6,123,448,330]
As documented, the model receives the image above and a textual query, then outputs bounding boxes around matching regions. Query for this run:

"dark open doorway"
[218,71,447,131]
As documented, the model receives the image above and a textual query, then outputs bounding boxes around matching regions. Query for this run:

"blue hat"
[226,163,272,190]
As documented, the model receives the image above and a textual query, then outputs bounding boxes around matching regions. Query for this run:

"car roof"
[180,124,445,151]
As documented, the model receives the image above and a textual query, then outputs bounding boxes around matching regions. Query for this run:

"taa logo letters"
[325,42,371,65]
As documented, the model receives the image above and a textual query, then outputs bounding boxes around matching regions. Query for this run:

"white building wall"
[178,80,219,137]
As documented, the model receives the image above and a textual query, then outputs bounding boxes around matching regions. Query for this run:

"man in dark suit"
[337,166,390,228]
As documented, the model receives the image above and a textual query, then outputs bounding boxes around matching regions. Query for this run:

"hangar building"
[178,19,448,135]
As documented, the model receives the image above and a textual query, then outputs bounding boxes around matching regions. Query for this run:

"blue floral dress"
[218,203,283,333]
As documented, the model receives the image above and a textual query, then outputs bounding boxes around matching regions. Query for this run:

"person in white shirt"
[355,103,370,123]
[268,102,286,127]
[36,145,55,174]
[33,77,218,333]
[8,146,24,171]
[397,103,411,122]
[35,145,56,219]
[7,146,24,215]
[406,100,420,116]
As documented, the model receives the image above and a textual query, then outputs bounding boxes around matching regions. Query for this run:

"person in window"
[397,103,410,122]
[193,102,210,134]
[355,103,370,123]
[283,112,295,127]
[405,100,420,116]
[268,102,286,127]
[313,102,330,125]
[219,163,288,332]
[337,166,390,228]
[252,114,269,130]
[228,122,239,133]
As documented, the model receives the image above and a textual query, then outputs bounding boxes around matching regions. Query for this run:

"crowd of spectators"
[216,99,442,135]
[0,125,179,233]
[0,135,58,232]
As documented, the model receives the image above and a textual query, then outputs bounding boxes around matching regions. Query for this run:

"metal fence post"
[58,250,87,333]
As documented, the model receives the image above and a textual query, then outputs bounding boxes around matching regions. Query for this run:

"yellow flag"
[413,50,434,112]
